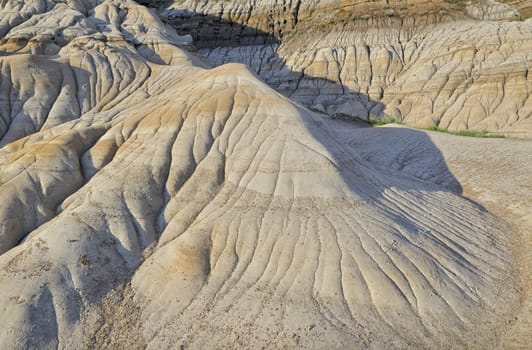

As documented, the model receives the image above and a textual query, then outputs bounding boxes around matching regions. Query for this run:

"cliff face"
[154,0,532,136]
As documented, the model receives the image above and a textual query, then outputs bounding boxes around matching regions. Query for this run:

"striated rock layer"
[157,0,532,136]
[0,0,529,349]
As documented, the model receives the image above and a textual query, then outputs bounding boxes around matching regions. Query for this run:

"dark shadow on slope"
[154,7,389,118]
[3,4,501,344]
[320,118,467,194]
[149,6,466,197]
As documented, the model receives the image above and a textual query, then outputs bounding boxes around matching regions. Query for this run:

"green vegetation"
[330,112,402,126]
[424,125,506,138]
[424,125,449,133]
[367,114,402,126]
[314,109,506,138]
[311,108,506,138]
[453,130,506,138]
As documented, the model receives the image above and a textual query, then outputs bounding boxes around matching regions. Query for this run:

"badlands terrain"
[159,0,532,136]
[0,0,530,349]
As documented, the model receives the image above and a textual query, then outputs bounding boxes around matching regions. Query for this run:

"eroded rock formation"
[156,0,532,136]
[0,0,530,349]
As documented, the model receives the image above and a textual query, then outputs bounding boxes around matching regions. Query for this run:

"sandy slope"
[326,119,532,349]
[0,0,529,349]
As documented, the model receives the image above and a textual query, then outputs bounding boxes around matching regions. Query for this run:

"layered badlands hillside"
[156,0,532,136]
[0,0,531,349]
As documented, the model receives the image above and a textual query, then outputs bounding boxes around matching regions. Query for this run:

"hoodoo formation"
[0,0,530,349]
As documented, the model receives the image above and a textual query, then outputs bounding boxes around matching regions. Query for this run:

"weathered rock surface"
[325,119,532,349]
[157,0,532,136]
[0,0,530,349]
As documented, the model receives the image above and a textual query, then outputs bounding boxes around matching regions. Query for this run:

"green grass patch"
[453,130,505,138]
[367,114,402,126]
[315,109,506,138]
[424,126,505,138]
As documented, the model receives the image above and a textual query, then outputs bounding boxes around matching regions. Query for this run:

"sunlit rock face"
[0,0,529,349]
[156,0,532,136]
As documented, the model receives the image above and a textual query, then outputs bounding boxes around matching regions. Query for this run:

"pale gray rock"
[0,1,529,349]
[157,0,532,136]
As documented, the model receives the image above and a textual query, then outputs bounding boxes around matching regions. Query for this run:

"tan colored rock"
[0,0,529,349]
[158,0,532,136]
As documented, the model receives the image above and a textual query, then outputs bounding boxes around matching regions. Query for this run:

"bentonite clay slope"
[156,0,532,136]
[0,0,524,349]
[323,118,532,349]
